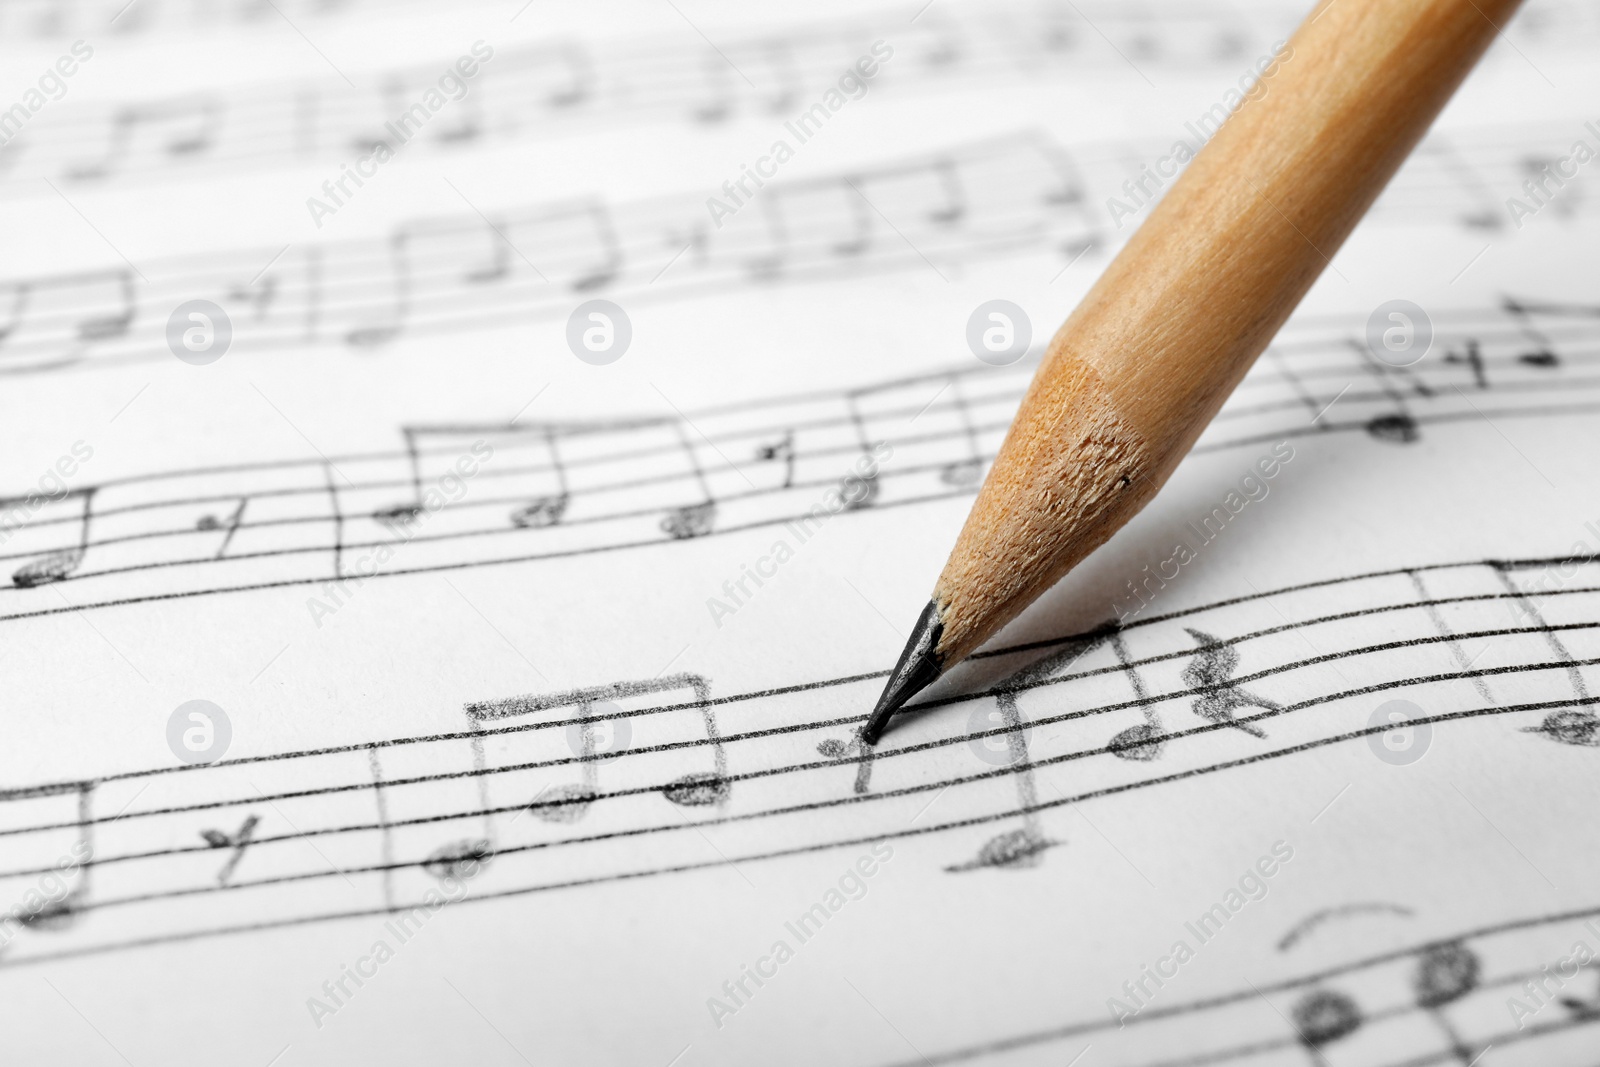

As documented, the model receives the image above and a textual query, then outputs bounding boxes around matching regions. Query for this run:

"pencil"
[861,0,1524,744]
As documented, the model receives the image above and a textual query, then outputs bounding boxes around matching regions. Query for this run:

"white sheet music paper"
[1,0,1599,1063]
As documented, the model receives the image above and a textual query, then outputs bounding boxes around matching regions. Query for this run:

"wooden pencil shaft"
[932,0,1523,664]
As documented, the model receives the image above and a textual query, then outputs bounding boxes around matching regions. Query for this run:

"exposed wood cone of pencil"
[861,0,1524,744]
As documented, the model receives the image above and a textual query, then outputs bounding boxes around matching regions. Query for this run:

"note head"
[1523,709,1600,746]
[79,311,135,342]
[374,504,423,532]
[661,503,716,540]
[662,771,729,807]
[13,548,85,589]
[510,495,568,529]
[945,828,1053,872]
[345,325,403,348]
[422,838,495,880]
[1107,723,1165,762]
[1365,413,1419,444]
[1291,989,1362,1047]
[940,459,983,487]
[530,783,596,823]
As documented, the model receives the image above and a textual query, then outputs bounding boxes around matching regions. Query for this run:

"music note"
[2,780,95,940]
[754,431,795,489]
[66,97,222,181]
[1413,941,1483,1063]
[832,185,874,257]
[509,428,570,528]
[1443,338,1488,388]
[1523,708,1600,746]
[323,462,344,578]
[421,838,494,881]
[374,428,425,532]
[938,377,985,487]
[344,229,413,347]
[927,158,967,226]
[70,270,137,343]
[509,201,622,291]
[10,488,94,588]
[759,40,801,113]
[817,732,875,794]
[660,424,716,540]
[946,690,1053,872]
[690,53,734,123]
[543,42,595,108]
[1101,625,1166,761]
[197,496,248,558]
[1502,295,1565,365]
[1290,989,1362,1058]
[0,282,31,346]
[745,191,789,281]
[1419,134,1503,231]
[200,813,260,885]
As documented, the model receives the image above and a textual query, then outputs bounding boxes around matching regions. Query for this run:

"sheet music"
[2,0,1600,1064]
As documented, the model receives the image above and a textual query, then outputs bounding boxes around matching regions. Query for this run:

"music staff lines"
[1,0,1591,194]
[1,122,1597,378]
[1,296,1595,620]
[878,906,1600,1066]
[0,641,1592,894]
[0,587,1591,845]
[0,1,1315,190]
[1,556,1597,969]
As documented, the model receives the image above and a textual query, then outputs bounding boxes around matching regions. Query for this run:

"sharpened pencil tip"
[861,600,945,745]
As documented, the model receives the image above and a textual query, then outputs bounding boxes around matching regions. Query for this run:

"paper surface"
[1,1,1599,1063]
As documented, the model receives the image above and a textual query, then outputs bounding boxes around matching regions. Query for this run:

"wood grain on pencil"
[865,0,1524,742]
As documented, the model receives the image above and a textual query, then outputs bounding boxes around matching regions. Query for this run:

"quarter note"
[0,282,31,346]
[198,496,248,558]
[927,157,967,226]
[375,428,425,531]
[569,202,624,291]
[71,270,138,342]
[744,190,789,281]
[10,488,94,588]
[422,838,494,880]
[690,53,734,124]
[754,431,795,488]
[509,427,570,528]
[1290,989,1362,1060]
[660,423,717,540]
[759,40,801,113]
[1522,708,1600,746]
[344,229,413,347]
[541,42,596,109]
